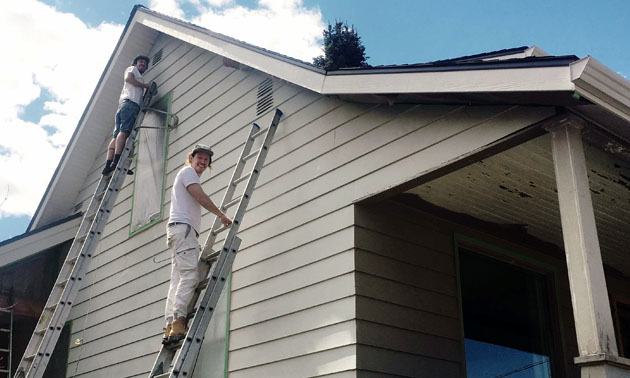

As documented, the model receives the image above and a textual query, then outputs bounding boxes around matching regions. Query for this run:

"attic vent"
[72,202,83,213]
[152,48,163,66]
[256,78,273,115]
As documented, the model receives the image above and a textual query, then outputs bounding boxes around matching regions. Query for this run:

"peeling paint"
[591,169,630,192]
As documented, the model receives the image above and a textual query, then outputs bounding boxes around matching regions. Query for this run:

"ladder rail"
[200,122,260,260]
[0,307,13,377]
[15,82,159,378]
[173,236,241,377]
[148,108,282,378]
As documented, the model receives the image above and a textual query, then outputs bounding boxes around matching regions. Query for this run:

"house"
[1,4,629,377]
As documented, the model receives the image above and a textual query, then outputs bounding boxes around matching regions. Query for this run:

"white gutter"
[571,56,630,123]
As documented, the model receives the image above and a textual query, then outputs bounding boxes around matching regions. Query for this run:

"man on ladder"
[102,55,152,175]
[164,144,233,344]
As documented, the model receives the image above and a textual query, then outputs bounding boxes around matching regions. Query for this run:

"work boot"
[101,163,134,176]
[102,162,114,175]
[168,316,187,343]
[162,323,172,344]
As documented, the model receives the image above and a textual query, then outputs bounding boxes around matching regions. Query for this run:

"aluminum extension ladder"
[0,306,13,377]
[149,108,283,378]
[14,81,159,378]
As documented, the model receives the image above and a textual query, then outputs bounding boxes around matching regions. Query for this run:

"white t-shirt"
[119,66,145,105]
[169,166,202,233]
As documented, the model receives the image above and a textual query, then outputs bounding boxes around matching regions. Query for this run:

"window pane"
[460,250,555,378]
[131,109,167,233]
[615,301,630,358]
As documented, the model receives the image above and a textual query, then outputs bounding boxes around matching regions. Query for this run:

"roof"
[0,213,81,267]
[26,5,630,233]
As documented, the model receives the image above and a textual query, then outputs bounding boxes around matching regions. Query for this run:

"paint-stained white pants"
[165,223,200,322]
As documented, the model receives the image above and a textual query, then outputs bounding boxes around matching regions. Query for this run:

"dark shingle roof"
[138,6,579,76]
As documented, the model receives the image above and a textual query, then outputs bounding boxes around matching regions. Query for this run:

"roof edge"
[571,56,630,122]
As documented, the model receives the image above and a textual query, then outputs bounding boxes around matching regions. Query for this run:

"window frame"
[612,295,630,358]
[128,91,172,236]
[454,233,567,378]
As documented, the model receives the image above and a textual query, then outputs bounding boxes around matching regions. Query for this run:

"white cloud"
[152,0,325,61]
[0,0,324,220]
[0,0,121,218]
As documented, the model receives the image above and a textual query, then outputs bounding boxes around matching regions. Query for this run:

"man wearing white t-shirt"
[163,144,232,343]
[102,55,152,175]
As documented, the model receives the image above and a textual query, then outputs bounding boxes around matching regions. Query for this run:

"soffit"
[406,132,630,276]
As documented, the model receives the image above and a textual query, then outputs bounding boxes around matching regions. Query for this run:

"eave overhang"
[571,56,630,123]
[0,213,81,267]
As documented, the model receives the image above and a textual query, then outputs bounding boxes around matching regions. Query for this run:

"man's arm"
[125,71,151,89]
[186,183,233,226]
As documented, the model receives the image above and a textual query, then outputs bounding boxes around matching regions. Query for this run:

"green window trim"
[129,91,172,236]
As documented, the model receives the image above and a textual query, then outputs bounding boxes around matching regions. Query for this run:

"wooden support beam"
[548,116,630,376]
[548,117,618,356]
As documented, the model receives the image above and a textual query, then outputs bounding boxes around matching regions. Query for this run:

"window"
[612,298,630,358]
[129,93,171,235]
[458,247,560,378]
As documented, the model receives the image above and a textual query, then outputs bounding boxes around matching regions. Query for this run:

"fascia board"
[321,66,573,95]
[571,56,630,122]
[0,216,81,267]
[135,12,325,93]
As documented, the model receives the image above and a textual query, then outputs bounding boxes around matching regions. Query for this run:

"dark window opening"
[613,300,630,358]
[459,249,558,378]
[0,241,71,377]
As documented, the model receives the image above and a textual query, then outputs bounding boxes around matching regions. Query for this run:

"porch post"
[547,117,630,377]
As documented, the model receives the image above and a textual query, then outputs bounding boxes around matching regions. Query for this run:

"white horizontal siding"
[64,29,559,377]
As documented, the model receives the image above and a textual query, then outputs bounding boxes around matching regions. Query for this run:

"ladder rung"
[0,369,8,373]
[196,278,209,292]
[212,224,231,236]
[95,190,106,201]
[222,196,242,210]
[45,302,58,312]
[203,251,220,264]
[67,255,79,265]
[34,327,46,336]
[232,172,251,186]
[153,373,170,378]
[0,348,9,353]
[85,210,98,221]
[187,309,198,320]
[76,232,89,243]
[242,149,260,162]
[165,339,184,351]
[250,126,267,140]
[25,353,37,361]
[56,278,69,288]
[0,328,10,333]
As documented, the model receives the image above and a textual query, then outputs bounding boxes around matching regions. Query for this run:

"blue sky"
[1,0,629,243]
